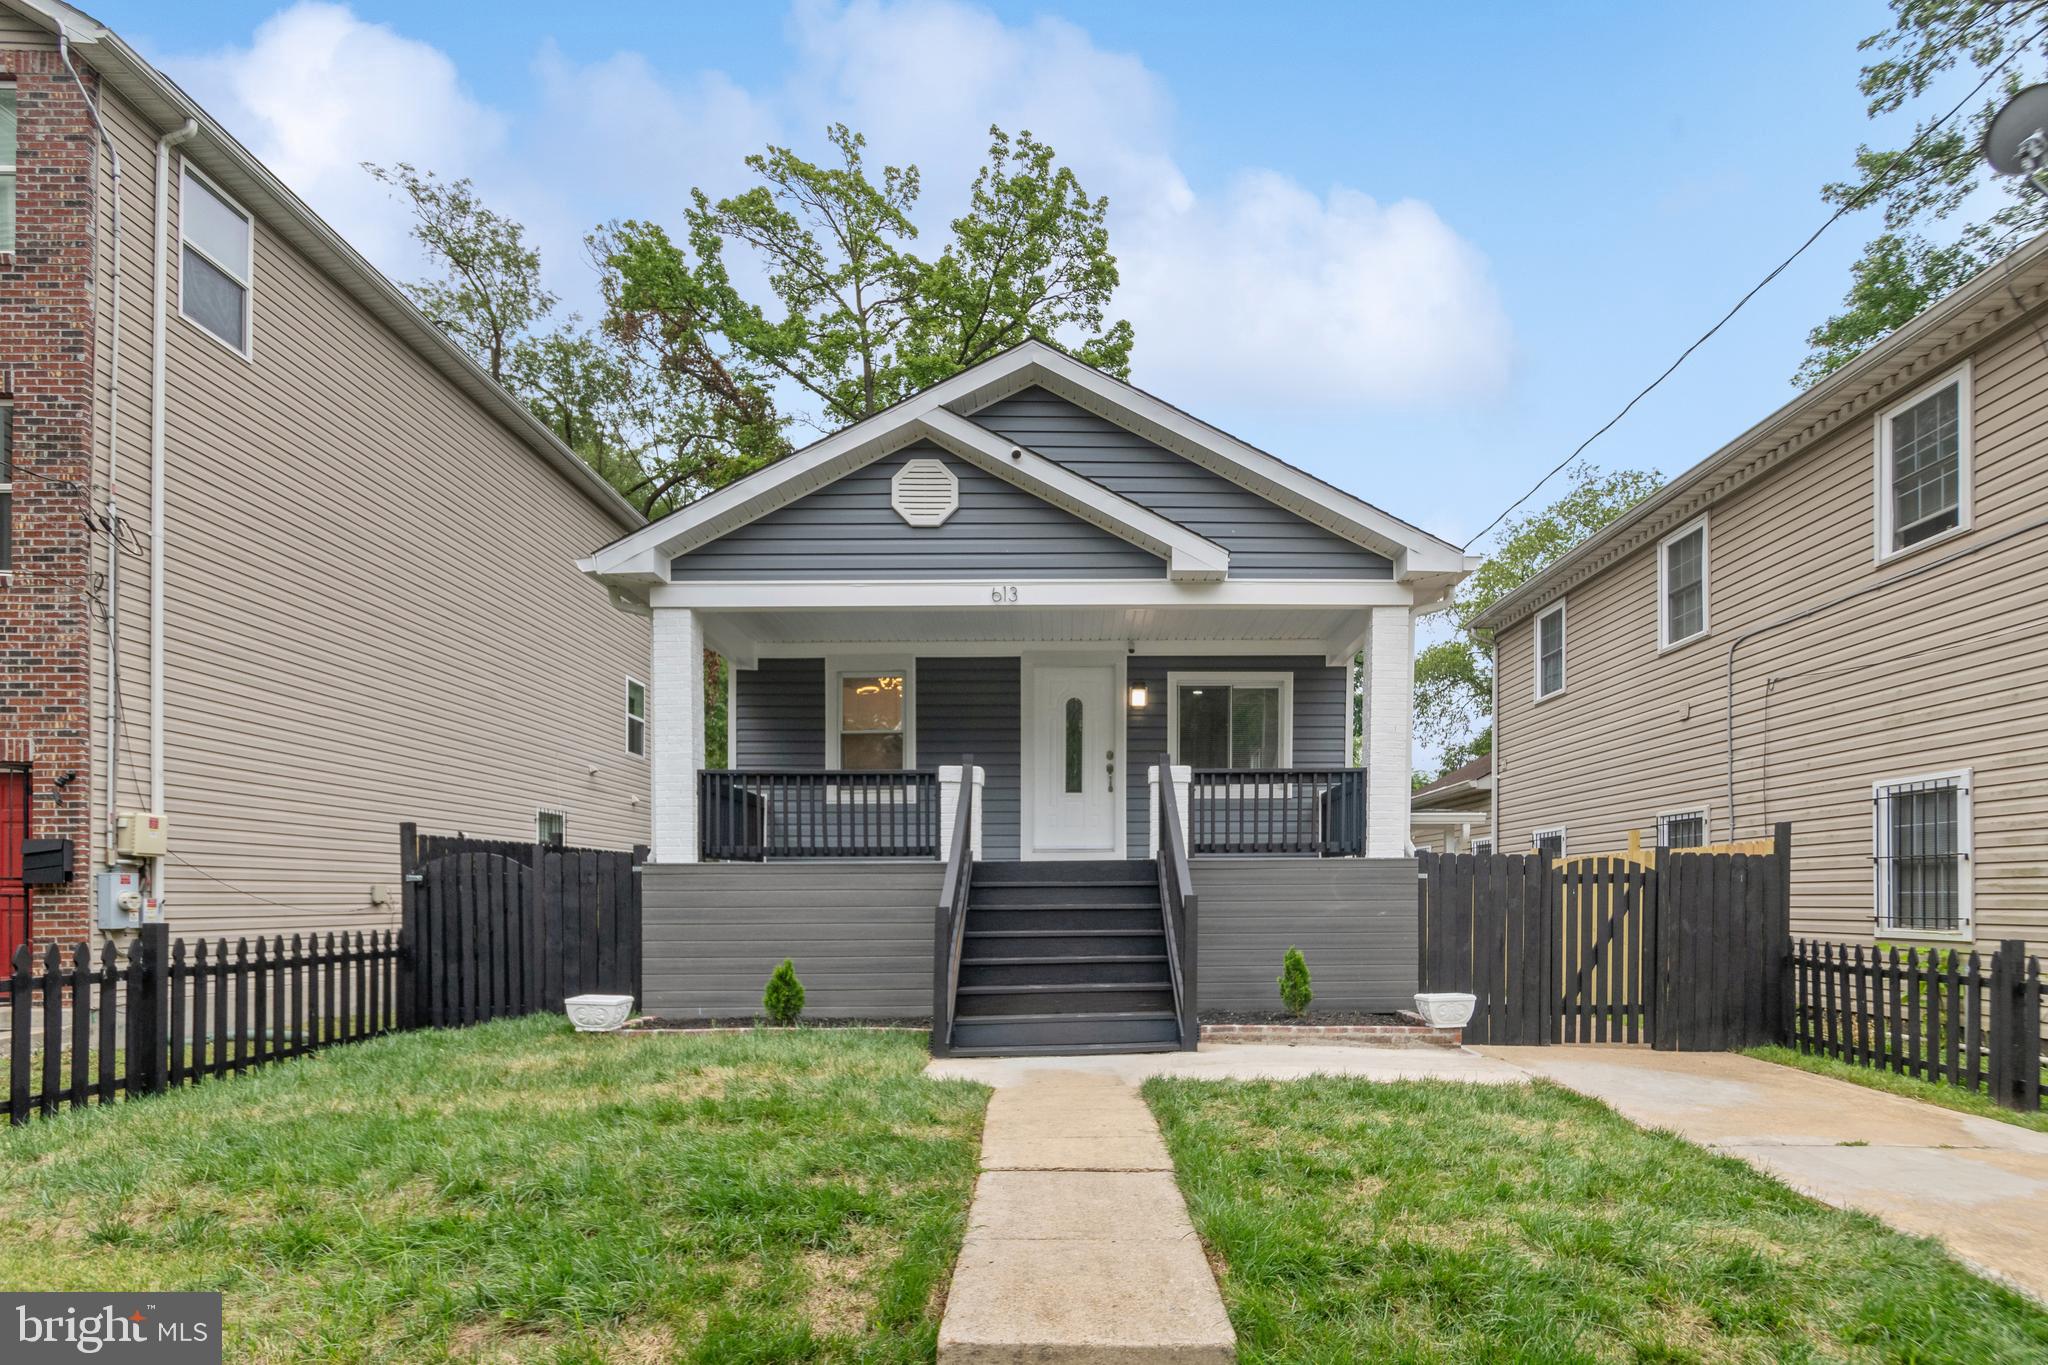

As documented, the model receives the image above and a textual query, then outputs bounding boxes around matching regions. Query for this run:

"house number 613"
[989,585,1019,603]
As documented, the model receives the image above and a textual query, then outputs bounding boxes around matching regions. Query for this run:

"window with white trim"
[838,672,907,771]
[537,809,566,849]
[0,404,11,572]
[1874,772,1971,935]
[1532,828,1566,859]
[1169,672,1292,769]
[180,166,253,353]
[1472,838,1493,857]
[1877,369,1970,557]
[0,85,16,254]
[1535,601,1565,699]
[1659,516,1708,648]
[1657,809,1708,850]
[625,678,646,757]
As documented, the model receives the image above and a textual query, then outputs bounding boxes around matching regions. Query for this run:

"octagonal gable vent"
[890,457,960,527]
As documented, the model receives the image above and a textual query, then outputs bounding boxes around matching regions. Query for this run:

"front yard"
[0,1018,987,1362]
[1145,1075,2048,1363]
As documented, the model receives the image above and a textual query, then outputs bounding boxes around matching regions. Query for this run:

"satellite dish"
[1984,83,2048,183]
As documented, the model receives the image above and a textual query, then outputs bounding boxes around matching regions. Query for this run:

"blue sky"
[97,2,1934,659]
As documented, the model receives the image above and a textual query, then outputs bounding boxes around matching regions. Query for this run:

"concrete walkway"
[929,1039,1527,1089]
[937,1069,1236,1363]
[1484,1046,2048,1302]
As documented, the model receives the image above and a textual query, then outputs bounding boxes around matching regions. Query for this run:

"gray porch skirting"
[641,857,1418,1019]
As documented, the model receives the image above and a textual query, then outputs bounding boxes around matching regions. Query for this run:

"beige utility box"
[115,810,169,858]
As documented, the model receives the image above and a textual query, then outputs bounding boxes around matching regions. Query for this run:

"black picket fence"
[1791,938,2044,1111]
[4,926,403,1126]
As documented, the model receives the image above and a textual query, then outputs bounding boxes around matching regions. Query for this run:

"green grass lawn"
[1743,1044,2048,1135]
[0,1017,987,1362]
[1144,1075,2048,1363]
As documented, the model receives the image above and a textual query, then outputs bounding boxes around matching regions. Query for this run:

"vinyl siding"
[733,658,826,768]
[1124,655,1349,854]
[916,657,1022,861]
[971,387,1393,579]
[1411,786,1491,855]
[1192,858,1418,1011]
[1495,317,2048,958]
[82,80,648,942]
[642,862,940,1018]
[670,441,1164,580]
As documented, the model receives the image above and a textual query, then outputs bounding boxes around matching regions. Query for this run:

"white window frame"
[1872,767,1973,941]
[536,808,567,848]
[1655,806,1711,850]
[1533,600,1566,701]
[823,654,917,770]
[1471,838,1493,857]
[1165,670,1295,769]
[1874,361,1972,564]
[179,162,255,360]
[625,676,647,758]
[0,84,16,256]
[1531,827,1567,859]
[1657,513,1710,651]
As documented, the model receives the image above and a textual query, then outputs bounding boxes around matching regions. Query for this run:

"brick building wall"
[0,49,99,947]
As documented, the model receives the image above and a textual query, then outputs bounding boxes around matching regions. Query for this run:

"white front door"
[1025,663,1120,858]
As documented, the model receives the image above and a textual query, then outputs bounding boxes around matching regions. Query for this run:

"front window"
[0,86,16,254]
[1535,602,1565,699]
[1532,828,1566,859]
[1875,773,1970,935]
[1880,373,1969,555]
[180,166,253,353]
[839,673,905,771]
[1659,518,1708,647]
[1173,674,1288,769]
[1658,809,1708,850]
[625,678,646,756]
[537,810,566,849]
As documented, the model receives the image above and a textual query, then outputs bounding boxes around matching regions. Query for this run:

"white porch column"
[937,764,986,860]
[651,606,706,863]
[1147,764,1191,857]
[1364,604,1414,858]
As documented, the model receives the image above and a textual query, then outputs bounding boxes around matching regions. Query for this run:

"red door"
[0,771,26,966]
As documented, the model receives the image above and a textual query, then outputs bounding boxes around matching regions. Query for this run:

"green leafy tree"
[1799,1,2048,386]
[600,122,1131,436]
[1395,463,1664,781]
[763,959,806,1025]
[1278,946,1313,1017]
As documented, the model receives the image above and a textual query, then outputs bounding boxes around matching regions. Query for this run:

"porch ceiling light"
[1128,684,1149,708]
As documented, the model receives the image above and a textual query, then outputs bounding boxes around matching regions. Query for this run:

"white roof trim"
[582,340,1460,586]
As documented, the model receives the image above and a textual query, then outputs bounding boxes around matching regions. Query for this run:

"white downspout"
[149,120,198,894]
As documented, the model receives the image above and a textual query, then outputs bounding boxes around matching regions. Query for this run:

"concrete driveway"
[1483,1045,2048,1303]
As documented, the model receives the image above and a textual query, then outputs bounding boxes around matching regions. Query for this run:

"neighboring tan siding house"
[1479,229,2048,959]
[1410,754,1491,855]
[0,2,650,950]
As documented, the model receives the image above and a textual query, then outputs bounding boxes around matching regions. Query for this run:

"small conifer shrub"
[763,959,806,1025]
[1278,946,1313,1017]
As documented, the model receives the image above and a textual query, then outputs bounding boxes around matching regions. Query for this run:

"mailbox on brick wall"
[22,838,74,885]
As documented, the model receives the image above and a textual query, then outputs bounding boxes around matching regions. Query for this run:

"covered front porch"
[648,583,1420,865]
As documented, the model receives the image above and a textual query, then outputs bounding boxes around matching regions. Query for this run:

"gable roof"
[1472,227,2048,634]
[1412,754,1492,808]
[582,340,1470,592]
[7,0,643,532]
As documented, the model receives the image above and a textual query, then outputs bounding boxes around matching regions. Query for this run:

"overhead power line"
[1461,25,2045,553]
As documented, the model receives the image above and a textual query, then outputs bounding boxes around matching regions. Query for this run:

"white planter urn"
[1413,992,1477,1030]
[565,993,635,1033]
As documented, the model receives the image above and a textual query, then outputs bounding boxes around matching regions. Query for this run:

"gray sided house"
[584,342,1474,1052]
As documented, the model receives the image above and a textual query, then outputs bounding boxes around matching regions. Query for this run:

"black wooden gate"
[400,825,644,1028]
[1417,824,1790,1049]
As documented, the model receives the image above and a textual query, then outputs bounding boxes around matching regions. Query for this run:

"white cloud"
[155,0,1512,410]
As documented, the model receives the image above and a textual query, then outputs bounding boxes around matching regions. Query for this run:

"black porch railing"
[1188,768,1366,856]
[699,770,941,859]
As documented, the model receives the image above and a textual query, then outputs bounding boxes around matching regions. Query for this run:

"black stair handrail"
[1156,754,1200,1050]
[931,756,976,1057]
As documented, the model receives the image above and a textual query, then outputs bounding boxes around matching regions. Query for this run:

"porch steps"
[948,860,1181,1055]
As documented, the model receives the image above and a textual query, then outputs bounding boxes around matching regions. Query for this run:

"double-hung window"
[1657,809,1708,850]
[837,672,908,771]
[1535,602,1566,700]
[1874,772,1971,936]
[1877,367,1971,558]
[180,166,253,354]
[1659,516,1708,648]
[625,679,647,757]
[0,85,16,254]
[1170,673,1291,769]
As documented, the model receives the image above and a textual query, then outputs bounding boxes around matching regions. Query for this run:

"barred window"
[1532,828,1566,859]
[537,810,566,849]
[1874,774,1970,935]
[1658,810,1708,850]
